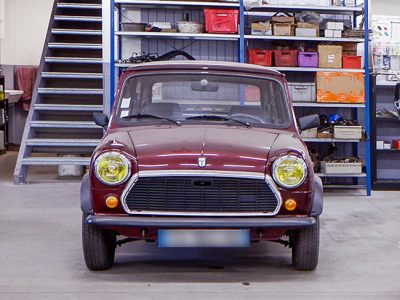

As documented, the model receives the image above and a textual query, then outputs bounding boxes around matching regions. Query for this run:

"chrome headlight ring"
[94,151,132,186]
[272,155,308,189]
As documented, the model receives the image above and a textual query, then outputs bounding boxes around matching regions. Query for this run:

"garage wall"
[0,0,53,145]
[372,0,400,16]
[0,0,53,67]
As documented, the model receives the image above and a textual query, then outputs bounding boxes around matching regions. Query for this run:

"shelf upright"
[110,0,116,112]
[364,0,372,195]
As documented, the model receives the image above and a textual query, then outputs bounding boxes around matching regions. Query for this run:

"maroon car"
[81,61,323,271]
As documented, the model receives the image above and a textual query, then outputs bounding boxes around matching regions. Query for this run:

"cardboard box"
[326,22,337,30]
[251,22,272,36]
[326,22,344,30]
[316,72,365,103]
[334,30,342,38]
[335,22,344,30]
[318,45,343,68]
[297,22,320,36]
[296,28,318,37]
[344,0,356,6]
[301,128,318,138]
[273,23,295,36]
[325,29,334,38]
[272,15,295,25]
[317,131,334,139]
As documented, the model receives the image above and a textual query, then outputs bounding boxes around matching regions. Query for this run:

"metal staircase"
[14,0,104,184]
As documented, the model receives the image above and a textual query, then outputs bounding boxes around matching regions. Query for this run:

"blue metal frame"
[239,0,245,63]
[364,0,372,196]
[110,0,116,112]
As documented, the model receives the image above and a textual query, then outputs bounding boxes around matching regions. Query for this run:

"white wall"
[0,0,53,66]
[372,0,400,17]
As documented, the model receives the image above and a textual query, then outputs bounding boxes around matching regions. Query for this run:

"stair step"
[45,57,102,64]
[38,88,103,95]
[34,104,103,112]
[30,121,100,129]
[54,15,102,22]
[57,3,102,9]
[48,43,102,49]
[21,157,91,166]
[26,138,100,147]
[42,72,103,79]
[51,29,102,36]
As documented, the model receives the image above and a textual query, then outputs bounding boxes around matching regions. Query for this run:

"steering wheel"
[228,113,266,124]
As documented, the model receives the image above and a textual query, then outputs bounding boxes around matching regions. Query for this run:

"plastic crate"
[274,50,298,67]
[204,9,239,34]
[288,83,316,102]
[320,161,363,174]
[298,52,318,68]
[343,55,362,69]
[334,126,363,140]
[248,50,273,66]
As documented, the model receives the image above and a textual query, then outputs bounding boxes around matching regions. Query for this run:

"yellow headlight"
[95,152,131,185]
[272,155,307,189]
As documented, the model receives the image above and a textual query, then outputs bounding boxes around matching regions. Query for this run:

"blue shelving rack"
[109,0,371,195]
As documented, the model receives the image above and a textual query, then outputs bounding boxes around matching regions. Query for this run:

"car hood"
[124,125,288,174]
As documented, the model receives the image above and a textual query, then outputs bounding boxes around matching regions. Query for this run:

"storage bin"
[288,83,316,102]
[204,9,239,34]
[320,161,363,174]
[343,55,362,69]
[248,50,273,66]
[275,50,298,67]
[334,126,363,140]
[301,128,318,138]
[298,52,318,68]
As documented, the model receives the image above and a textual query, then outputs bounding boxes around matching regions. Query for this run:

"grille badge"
[198,156,207,168]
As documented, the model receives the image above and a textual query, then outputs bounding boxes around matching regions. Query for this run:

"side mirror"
[93,112,109,129]
[298,114,320,131]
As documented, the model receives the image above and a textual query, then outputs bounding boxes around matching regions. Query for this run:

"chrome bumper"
[86,215,316,229]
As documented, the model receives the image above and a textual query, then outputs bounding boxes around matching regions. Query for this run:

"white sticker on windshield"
[120,110,129,118]
[121,97,131,109]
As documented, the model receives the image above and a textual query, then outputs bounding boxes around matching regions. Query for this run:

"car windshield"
[117,73,291,128]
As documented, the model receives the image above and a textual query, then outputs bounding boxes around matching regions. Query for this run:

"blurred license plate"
[158,229,250,248]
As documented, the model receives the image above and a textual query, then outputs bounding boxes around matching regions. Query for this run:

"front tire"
[82,214,116,271]
[292,217,320,271]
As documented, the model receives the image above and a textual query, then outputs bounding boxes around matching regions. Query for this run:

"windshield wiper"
[122,114,181,126]
[186,115,251,128]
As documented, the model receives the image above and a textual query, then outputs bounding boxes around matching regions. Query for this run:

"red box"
[248,50,273,66]
[393,140,400,150]
[204,9,239,34]
[343,55,362,69]
[274,50,298,67]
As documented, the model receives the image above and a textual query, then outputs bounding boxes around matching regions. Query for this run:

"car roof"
[124,61,284,77]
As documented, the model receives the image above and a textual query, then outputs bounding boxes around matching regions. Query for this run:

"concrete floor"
[0,152,400,299]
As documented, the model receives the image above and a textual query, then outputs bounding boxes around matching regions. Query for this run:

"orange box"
[316,72,365,103]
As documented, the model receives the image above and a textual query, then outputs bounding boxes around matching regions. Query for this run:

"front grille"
[124,176,279,214]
